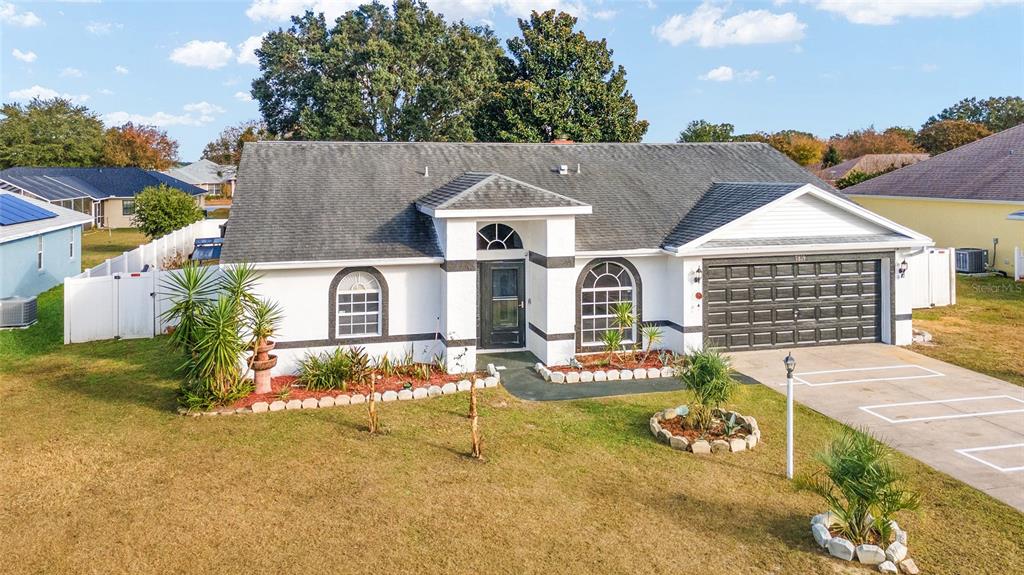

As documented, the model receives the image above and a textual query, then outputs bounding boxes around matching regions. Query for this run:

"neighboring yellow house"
[846,125,1024,278]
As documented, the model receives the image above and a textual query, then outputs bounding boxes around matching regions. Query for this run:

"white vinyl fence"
[76,219,226,279]
[907,247,957,309]
[1015,247,1023,281]
[64,219,226,344]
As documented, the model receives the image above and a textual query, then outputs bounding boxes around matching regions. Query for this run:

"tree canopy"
[677,120,734,143]
[0,98,105,169]
[132,184,204,239]
[202,120,272,165]
[476,10,648,142]
[252,0,505,141]
[829,126,921,159]
[103,122,179,170]
[767,130,827,167]
[925,96,1024,133]
[915,120,992,155]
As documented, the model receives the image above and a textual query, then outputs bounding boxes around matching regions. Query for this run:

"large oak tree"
[103,122,179,170]
[0,98,105,168]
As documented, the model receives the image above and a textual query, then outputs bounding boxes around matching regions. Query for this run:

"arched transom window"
[477,223,523,250]
[336,271,381,337]
[580,261,636,346]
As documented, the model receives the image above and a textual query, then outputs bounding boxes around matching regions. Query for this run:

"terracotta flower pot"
[255,340,276,355]
[251,354,277,372]
[252,354,277,394]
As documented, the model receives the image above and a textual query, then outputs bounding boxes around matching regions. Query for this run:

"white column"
[892,250,913,345]
[440,219,477,373]
[529,216,577,365]
[681,256,704,352]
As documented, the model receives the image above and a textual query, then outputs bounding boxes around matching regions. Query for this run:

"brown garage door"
[704,255,883,350]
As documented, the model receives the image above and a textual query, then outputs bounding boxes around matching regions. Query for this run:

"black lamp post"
[784,352,796,479]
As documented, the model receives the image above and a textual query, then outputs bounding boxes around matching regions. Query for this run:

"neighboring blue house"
[0,167,208,229]
[0,191,92,299]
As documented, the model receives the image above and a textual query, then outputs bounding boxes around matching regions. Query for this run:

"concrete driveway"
[729,343,1024,512]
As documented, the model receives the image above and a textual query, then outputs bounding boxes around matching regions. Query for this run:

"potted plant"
[248,298,282,394]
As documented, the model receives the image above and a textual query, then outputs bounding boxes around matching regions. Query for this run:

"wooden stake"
[368,374,379,434]
[469,380,482,459]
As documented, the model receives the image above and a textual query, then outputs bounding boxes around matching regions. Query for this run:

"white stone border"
[180,365,501,417]
[810,514,917,574]
[535,362,674,384]
[649,408,760,454]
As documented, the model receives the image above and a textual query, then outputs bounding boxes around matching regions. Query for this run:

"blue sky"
[2,0,1022,160]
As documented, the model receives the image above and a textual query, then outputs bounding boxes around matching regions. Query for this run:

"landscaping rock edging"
[649,407,760,454]
[810,515,918,573]
[536,363,674,384]
[180,365,502,417]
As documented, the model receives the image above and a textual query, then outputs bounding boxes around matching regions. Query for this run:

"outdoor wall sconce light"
[897,260,908,278]
[693,266,703,283]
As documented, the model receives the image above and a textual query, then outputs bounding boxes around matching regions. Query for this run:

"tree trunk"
[367,375,379,434]
[469,382,482,459]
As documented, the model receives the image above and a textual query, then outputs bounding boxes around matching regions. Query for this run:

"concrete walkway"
[477,352,684,401]
[729,343,1024,512]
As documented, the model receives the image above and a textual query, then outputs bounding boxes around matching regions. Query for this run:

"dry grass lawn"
[912,276,1024,387]
[1,289,1022,574]
[81,227,149,269]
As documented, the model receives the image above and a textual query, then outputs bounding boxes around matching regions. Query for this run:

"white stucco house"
[221,141,933,375]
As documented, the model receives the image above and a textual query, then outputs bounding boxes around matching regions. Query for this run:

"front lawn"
[81,227,149,269]
[1,288,1022,573]
[912,275,1024,387]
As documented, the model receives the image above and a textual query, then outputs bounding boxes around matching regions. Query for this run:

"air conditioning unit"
[0,296,38,328]
[955,248,988,274]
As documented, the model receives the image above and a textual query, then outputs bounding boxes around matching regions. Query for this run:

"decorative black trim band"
[682,325,703,334]
[528,251,575,269]
[645,320,693,333]
[894,313,912,321]
[440,260,477,272]
[529,322,575,341]
[443,337,477,347]
[276,333,439,349]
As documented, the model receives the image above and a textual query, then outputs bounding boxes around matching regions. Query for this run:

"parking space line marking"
[780,364,945,387]
[955,443,1024,473]
[859,395,1024,423]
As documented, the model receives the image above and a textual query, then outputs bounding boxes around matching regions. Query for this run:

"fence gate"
[116,273,156,339]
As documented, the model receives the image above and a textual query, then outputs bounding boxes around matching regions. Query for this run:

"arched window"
[579,260,638,347]
[335,270,382,338]
[477,223,523,250]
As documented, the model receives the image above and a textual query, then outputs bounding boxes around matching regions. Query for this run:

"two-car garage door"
[704,254,885,350]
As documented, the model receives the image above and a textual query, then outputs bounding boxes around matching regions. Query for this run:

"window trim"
[575,258,643,353]
[122,199,135,216]
[327,267,389,344]
[477,223,523,251]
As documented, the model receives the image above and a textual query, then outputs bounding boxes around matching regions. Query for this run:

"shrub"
[298,348,352,391]
[131,184,203,239]
[807,428,920,545]
[677,346,737,430]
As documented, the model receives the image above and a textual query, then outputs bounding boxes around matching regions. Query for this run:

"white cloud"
[0,2,43,27]
[169,40,234,69]
[85,21,122,35]
[813,0,1018,25]
[234,91,254,102]
[114,65,129,75]
[237,34,265,65]
[699,65,762,82]
[97,88,114,95]
[921,63,939,72]
[60,67,84,78]
[11,48,36,63]
[592,9,617,20]
[653,1,806,47]
[102,101,225,127]
[246,0,360,22]
[8,85,89,104]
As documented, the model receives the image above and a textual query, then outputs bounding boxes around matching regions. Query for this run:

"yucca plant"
[189,295,245,397]
[601,328,624,366]
[219,263,260,318]
[808,428,920,545]
[160,262,217,354]
[345,346,372,387]
[678,346,737,431]
[611,301,636,359]
[298,348,351,391]
[640,324,664,364]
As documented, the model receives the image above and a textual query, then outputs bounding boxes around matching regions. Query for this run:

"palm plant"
[601,328,623,366]
[678,347,736,431]
[611,301,636,359]
[160,262,217,354]
[640,324,664,364]
[189,295,245,397]
[249,298,282,347]
[219,263,260,318]
[808,428,920,545]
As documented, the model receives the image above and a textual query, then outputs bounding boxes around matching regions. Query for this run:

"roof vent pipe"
[576,163,581,174]
[558,164,569,175]
[424,166,429,177]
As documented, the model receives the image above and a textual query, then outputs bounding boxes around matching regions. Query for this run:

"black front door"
[479,260,526,349]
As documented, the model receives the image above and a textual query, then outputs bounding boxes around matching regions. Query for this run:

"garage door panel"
[705,255,884,350]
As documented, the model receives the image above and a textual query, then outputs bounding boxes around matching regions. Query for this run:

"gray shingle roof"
[417,172,590,211]
[662,182,806,247]
[222,141,832,264]
[165,159,236,185]
[844,124,1024,202]
[818,153,929,181]
[701,233,909,249]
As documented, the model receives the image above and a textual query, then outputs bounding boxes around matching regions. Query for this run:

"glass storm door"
[479,261,526,349]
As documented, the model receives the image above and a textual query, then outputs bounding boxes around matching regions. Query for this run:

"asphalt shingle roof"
[0,167,206,201]
[844,124,1024,202]
[417,172,590,211]
[164,159,236,185]
[222,141,832,264]
[818,153,929,181]
[662,182,806,247]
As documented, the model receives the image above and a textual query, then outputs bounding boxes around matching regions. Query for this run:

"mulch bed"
[659,415,748,443]
[231,370,486,409]
[548,350,680,373]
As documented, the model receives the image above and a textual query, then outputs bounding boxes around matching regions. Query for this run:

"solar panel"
[0,194,58,226]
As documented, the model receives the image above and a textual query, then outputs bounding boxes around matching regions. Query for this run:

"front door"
[479,260,526,349]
